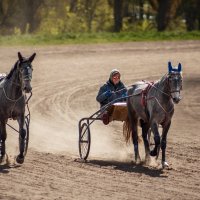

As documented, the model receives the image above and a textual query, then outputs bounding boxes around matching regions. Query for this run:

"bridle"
[165,72,182,99]
[18,60,33,84]
[3,60,33,103]
[141,73,182,114]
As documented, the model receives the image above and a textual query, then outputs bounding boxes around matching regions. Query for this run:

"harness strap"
[140,80,174,121]
[140,81,154,107]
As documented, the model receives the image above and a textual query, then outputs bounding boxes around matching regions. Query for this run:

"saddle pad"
[0,74,6,82]
[0,73,6,77]
[0,74,6,88]
[132,81,149,95]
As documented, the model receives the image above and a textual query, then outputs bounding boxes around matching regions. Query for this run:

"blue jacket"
[96,80,127,107]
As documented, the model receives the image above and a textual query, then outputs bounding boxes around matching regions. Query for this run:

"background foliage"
[0,0,199,43]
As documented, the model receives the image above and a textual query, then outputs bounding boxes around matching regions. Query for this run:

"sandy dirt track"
[0,40,200,199]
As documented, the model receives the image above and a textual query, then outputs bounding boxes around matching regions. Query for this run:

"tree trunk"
[0,0,17,28]
[148,0,159,11]
[185,10,196,31]
[197,0,200,30]
[183,0,198,31]
[113,0,123,32]
[84,0,98,32]
[69,0,77,12]
[23,0,43,33]
[156,0,172,31]
[139,0,144,20]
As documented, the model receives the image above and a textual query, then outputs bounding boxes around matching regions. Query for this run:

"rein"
[3,87,24,102]
[101,73,180,115]
[140,78,174,114]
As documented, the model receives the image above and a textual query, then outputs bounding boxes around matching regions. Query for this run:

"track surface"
[0,41,200,199]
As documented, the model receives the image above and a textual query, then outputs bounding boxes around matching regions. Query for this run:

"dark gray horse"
[123,62,183,168]
[0,52,36,164]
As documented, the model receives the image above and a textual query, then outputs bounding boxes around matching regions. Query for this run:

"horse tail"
[123,86,142,144]
[123,115,142,144]
[123,117,132,144]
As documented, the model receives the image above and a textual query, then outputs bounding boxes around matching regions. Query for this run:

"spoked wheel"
[79,122,91,160]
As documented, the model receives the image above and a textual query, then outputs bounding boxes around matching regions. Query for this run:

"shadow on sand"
[75,158,167,178]
[0,163,21,174]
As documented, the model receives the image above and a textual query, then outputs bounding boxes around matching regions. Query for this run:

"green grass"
[0,31,199,46]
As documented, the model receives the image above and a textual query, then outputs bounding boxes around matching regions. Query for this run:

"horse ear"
[18,52,23,62]
[178,63,182,72]
[168,62,172,73]
[29,53,36,63]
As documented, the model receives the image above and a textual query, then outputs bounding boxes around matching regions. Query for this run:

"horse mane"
[6,61,19,80]
[158,73,168,85]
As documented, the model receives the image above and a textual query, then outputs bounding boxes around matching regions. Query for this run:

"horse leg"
[150,122,160,157]
[0,121,7,162]
[132,122,140,164]
[140,119,150,162]
[16,115,26,164]
[161,121,171,168]
[127,102,140,163]
[129,112,140,163]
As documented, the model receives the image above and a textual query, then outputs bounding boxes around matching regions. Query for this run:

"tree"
[0,0,18,34]
[0,0,43,34]
[182,0,200,31]
[83,0,99,32]
[113,0,123,32]
[156,0,172,31]
[22,0,44,33]
[69,0,77,12]
[198,1,200,30]
[139,0,144,20]
[148,0,181,31]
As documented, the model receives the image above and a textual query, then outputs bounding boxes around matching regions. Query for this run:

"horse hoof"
[150,150,157,157]
[145,155,151,164]
[135,156,142,165]
[162,161,169,168]
[16,155,24,164]
[0,155,5,164]
[135,159,141,165]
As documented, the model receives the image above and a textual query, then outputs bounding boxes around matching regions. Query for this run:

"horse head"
[167,62,183,104]
[17,52,36,93]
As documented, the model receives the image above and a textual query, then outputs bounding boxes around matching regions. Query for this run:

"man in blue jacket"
[96,69,127,107]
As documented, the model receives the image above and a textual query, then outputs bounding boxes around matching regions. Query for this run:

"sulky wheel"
[79,122,91,160]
